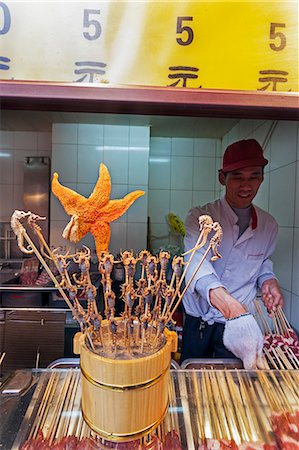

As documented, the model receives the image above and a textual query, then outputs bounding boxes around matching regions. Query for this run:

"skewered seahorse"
[10,210,34,254]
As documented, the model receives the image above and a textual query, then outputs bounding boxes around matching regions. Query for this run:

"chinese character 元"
[74,61,107,83]
[258,70,290,91]
[168,65,199,88]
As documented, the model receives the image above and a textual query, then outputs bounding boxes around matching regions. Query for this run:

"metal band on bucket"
[80,363,170,391]
[81,402,169,442]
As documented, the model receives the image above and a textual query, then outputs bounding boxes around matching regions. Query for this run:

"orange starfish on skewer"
[52,163,144,258]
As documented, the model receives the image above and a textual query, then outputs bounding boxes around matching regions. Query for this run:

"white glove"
[223,313,266,369]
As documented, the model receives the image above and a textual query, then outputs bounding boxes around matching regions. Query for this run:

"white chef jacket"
[182,197,278,324]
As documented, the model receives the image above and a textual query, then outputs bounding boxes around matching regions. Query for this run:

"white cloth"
[183,197,278,324]
[223,314,265,369]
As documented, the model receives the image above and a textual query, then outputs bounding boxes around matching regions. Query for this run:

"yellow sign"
[1,1,298,92]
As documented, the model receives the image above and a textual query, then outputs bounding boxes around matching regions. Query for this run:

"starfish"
[52,163,144,258]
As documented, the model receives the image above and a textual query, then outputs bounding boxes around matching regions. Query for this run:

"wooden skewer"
[192,370,206,443]
[257,371,281,412]
[21,229,74,311]
[245,374,273,445]
[268,370,293,412]
[0,352,6,366]
[271,347,286,370]
[237,372,262,442]
[30,372,59,439]
[167,243,213,322]
[216,371,243,445]
[281,371,299,404]
[177,371,196,450]
[47,371,73,444]
[225,371,250,442]
[277,305,291,329]
[209,371,230,440]
[285,346,299,369]
[263,347,278,369]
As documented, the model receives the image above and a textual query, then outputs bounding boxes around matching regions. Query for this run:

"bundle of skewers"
[18,369,299,450]
[11,210,222,359]
[254,301,299,370]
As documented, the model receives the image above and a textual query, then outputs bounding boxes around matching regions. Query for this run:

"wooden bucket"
[73,327,177,442]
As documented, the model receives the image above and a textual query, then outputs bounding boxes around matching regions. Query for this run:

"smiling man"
[180,139,284,369]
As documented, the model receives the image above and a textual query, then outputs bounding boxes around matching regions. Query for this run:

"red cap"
[221,139,268,173]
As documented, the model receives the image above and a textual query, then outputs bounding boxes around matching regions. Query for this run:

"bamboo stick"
[225,371,250,442]
[192,371,206,443]
[21,229,74,311]
[0,352,6,366]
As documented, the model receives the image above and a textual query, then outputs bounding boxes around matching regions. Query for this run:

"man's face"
[219,166,264,209]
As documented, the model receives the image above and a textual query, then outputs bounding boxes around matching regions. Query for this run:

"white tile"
[290,293,299,332]
[192,190,216,207]
[37,132,52,152]
[128,147,149,185]
[110,222,127,255]
[52,124,78,144]
[227,122,240,144]
[292,228,299,296]
[78,124,104,145]
[252,120,272,152]
[270,121,297,170]
[103,148,129,184]
[148,189,170,223]
[127,223,147,253]
[14,131,38,150]
[216,139,222,157]
[76,183,94,198]
[77,233,96,253]
[171,138,193,156]
[104,125,129,147]
[252,120,267,131]
[193,157,216,191]
[50,183,77,221]
[13,150,38,185]
[77,145,104,183]
[52,144,78,183]
[171,156,193,190]
[269,164,296,226]
[150,138,171,155]
[272,227,293,291]
[239,120,253,139]
[129,126,150,148]
[13,184,25,211]
[50,220,76,253]
[0,184,14,220]
[254,172,269,211]
[148,155,171,189]
[127,185,147,223]
[281,289,291,322]
[295,161,299,227]
[194,138,217,157]
[0,149,13,184]
[150,223,170,252]
[170,190,192,224]
[110,184,129,223]
[221,134,228,154]
[0,131,13,148]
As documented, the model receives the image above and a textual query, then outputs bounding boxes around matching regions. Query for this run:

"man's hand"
[261,278,284,313]
[223,314,266,369]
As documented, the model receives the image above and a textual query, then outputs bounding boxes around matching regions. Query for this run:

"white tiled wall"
[221,119,299,330]
[0,130,52,222]
[148,137,221,253]
[50,124,149,256]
